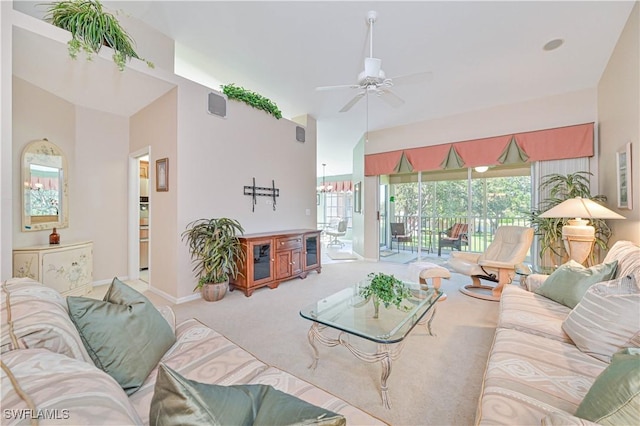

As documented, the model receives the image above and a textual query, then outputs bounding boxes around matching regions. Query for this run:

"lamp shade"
[539,197,624,265]
[539,197,625,220]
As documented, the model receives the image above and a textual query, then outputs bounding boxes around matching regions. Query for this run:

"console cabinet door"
[248,238,274,287]
[303,232,321,271]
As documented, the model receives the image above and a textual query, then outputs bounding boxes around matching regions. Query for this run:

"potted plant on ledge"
[182,217,246,302]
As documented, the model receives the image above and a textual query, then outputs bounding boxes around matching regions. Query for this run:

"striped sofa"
[1,278,384,425]
[474,240,640,425]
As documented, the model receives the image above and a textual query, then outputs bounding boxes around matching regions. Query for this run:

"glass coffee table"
[299,282,442,408]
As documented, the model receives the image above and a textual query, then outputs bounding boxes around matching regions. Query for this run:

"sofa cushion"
[1,348,142,425]
[575,347,640,425]
[476,328,607,425]
[498,285,572,343]
[129,318,270,424]
[562,275,640,363]
[67,278,176,395]
[150,364,345,426]
[534,260,618,308]
[1,277,92,363]
[602,240,640,281]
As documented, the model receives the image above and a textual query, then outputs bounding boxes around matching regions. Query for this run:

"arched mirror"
[22,139,68,231]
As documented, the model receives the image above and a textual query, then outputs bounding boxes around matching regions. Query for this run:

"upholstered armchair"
[449,226,534,301]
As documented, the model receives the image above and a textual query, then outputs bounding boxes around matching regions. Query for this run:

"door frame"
[128,147,150,281]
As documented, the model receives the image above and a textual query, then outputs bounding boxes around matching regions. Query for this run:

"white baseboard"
[147,286,201,304]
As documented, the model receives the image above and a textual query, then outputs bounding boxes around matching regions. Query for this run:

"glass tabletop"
[300,282,442,344]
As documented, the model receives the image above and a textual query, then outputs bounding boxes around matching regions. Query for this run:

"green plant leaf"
[43,0,152,71]
[220,83,282,119]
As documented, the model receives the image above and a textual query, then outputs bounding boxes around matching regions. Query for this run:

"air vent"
[207,92,227,118]
[296,126,305,143]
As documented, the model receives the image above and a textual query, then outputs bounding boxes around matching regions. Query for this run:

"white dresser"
[13,241,93,296]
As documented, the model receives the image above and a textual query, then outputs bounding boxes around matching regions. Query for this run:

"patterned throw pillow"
[562,275,640,362]
[1,278,92,363]
[1,348,142,425]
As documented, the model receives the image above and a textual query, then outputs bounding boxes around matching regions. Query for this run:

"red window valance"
[364,122,594,176]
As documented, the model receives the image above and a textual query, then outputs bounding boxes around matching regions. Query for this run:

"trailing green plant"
[221,84,282,119]
[359,272,412,315]
[44,0,154,71]
[181,218,246,290]
[529,171,612,263]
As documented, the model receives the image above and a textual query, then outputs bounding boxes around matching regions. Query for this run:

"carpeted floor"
[327,251,359,260]
[170,261,499,425]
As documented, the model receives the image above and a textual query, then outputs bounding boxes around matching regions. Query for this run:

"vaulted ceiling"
[15,1,636,175]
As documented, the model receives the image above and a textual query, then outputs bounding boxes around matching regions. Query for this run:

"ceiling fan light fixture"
[364,57,382,78]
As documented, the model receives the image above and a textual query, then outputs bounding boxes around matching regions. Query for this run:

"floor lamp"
[539,197,624,265]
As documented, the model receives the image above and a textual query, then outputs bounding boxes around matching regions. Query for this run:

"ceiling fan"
[316,10,433,113]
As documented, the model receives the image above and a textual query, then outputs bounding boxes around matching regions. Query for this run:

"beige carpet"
[171,261,499,425]
[327,251,359,260]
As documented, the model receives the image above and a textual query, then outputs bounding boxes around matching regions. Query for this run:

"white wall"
[12,77,131,283]
[174,79,317,300]
[0,2,12,279]
[12,77,76,248]
[598,2,640,245]
[131,78,318,301]
[130,88,178,299]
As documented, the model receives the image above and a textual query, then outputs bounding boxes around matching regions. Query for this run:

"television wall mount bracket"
[244,178,279,212]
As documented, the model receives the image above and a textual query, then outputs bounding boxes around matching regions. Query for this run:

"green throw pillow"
[575,348,640,425]
[67,277,176,395]
[534,260,618,308]
[150,364,346,426]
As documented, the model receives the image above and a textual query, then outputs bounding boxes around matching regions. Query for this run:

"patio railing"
[392,215,531,253]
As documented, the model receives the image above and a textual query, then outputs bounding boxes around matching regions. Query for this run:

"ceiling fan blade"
[315,84,361,92]
[377,89,405,107]
[339,92,366,112]
[389,71,434,86]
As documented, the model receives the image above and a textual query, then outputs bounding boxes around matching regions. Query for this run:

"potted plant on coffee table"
[358,272,413,318]
[182,217,246,302]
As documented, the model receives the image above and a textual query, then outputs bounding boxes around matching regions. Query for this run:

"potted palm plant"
[44,0,153,71]
[530,171,612,267]
[182,218,246,302]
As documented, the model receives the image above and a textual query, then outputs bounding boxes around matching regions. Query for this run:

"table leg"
[306,322,405,409]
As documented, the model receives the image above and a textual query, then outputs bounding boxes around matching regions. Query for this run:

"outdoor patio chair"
[438,223,469,256]
[326,219,347,247]
[390,223,413,253]
[449,225,534,301]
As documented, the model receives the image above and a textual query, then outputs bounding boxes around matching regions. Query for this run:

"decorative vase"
[201,281,228,302]
[373,295,380,319]
[49,228,60,245]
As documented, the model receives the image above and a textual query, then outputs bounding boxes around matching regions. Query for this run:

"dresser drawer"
[276,235,303,251]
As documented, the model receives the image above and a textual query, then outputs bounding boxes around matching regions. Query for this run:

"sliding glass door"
[379,164,532,262]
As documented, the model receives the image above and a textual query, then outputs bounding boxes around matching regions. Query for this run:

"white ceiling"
[16,1,636,176]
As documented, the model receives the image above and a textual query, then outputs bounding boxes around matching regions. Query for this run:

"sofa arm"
[541,412,601,426]
[157,305,176,334]
[524,273,550,292]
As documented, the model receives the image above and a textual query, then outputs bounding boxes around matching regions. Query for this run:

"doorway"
[128,148,151,283]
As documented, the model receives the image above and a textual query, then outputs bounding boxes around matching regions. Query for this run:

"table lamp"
[539,197,624,265]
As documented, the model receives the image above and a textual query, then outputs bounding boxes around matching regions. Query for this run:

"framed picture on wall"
[616,142,632,209]
[354,181,362,213]
[156,158,169,192]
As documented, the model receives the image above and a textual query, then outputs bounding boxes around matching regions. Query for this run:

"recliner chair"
[449,225,534,301]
